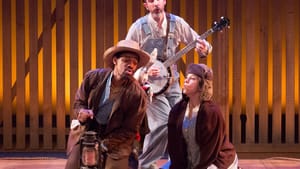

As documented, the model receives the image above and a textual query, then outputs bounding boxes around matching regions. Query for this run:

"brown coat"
[66,68,147,166]
[168,99,236,169]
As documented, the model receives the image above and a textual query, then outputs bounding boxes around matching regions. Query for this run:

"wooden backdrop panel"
[16,0,26,149]
[258,0,269,144]
[2,0,13,150]
[0,0,299,157]
[55,0,66,150]
[69,0,79,121]
[272,0,283,145]
[285,0,296,144]
[42,0,53,150]
[244,0,256,144]
[29,0,39,149]
[231,0,242,145]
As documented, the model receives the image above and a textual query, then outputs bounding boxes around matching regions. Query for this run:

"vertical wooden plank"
[127,0,141,30]
[69,0,79,119]
[177,0,186,77]
[113,0,118,43]
[240,0,247,144]
[169,0,183,84]
[91,0,96,70]
[185,0,194,65]
[285,0,295,144]
[295,0,300,143]
[118,0,127,39]
[197,0,208,65]
[2,0,13,149]
[104,1,114,53]
[42,0,53,149]
[211,0,230,133]
[29,0,39,149]
[56,0,66,149]
[222,0,230,136]
[96,0,105,68]
[170,0,180,16]
[232,0,242,144]
[130,0,141,23]
[15,0,26,149]
[258,0,269,144]
[245,0,256,144]
[82,0,91,74]
[0,0,2,137]
[272,0,282,144]
[126,0,132,30]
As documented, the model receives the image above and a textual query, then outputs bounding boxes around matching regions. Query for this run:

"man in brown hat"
[65,40,150,169]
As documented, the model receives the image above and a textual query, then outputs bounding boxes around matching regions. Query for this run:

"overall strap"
[164,13,171,56]
[141,15,152,36]
[167,13,176,33]
[165,13,176,59]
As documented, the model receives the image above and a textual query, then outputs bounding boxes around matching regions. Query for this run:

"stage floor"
[1,158,300,169]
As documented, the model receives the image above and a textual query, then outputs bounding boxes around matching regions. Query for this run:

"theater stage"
[0,153,300,169]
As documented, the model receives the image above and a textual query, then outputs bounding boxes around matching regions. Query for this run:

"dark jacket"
[168,99,236,169]
[67,68,148,159]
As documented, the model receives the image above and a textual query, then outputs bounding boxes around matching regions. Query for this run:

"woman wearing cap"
[65,40,150,169]
[168,63,238,169]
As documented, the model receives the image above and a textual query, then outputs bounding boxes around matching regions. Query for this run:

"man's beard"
[152,8,163,20]
[121,68,135,79]
[121,73,131,79]
[120,73,134,87]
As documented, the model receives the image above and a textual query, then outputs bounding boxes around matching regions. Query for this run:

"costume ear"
[112,57,117,65]
[143,2,148,10]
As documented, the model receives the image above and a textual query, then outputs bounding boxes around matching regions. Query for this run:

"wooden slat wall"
[16,0,26,149]
[2,0,13,150]
[82,0,91,74]
[56,0,66,150]
[245,0,256,145]
[42,0,53,149]
[69,0,79,123]
[285,0,296,144]
[29,0,39,150]
[258,0,269,144]
[212,0,230,138]
[231,0,242,145]
[0,0,300,157]
[272,0,283,146]
[296,0,300,145]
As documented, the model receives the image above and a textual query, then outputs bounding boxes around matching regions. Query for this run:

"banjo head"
[147,61,170,95]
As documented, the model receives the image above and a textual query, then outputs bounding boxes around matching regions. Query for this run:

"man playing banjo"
[125,0,212,168]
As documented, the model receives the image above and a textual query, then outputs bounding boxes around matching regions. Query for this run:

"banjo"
[135,16,230,96]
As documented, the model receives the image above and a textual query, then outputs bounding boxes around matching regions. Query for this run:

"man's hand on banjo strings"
[195,38,211,57]
[134,48,158,83]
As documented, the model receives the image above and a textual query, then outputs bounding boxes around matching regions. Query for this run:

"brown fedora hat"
[103,40,150,69]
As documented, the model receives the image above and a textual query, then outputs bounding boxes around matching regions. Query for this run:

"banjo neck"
[163,28,215,68]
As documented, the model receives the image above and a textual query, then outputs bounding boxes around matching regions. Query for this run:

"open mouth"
[154,8,161,14]
[125,69,134,75]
